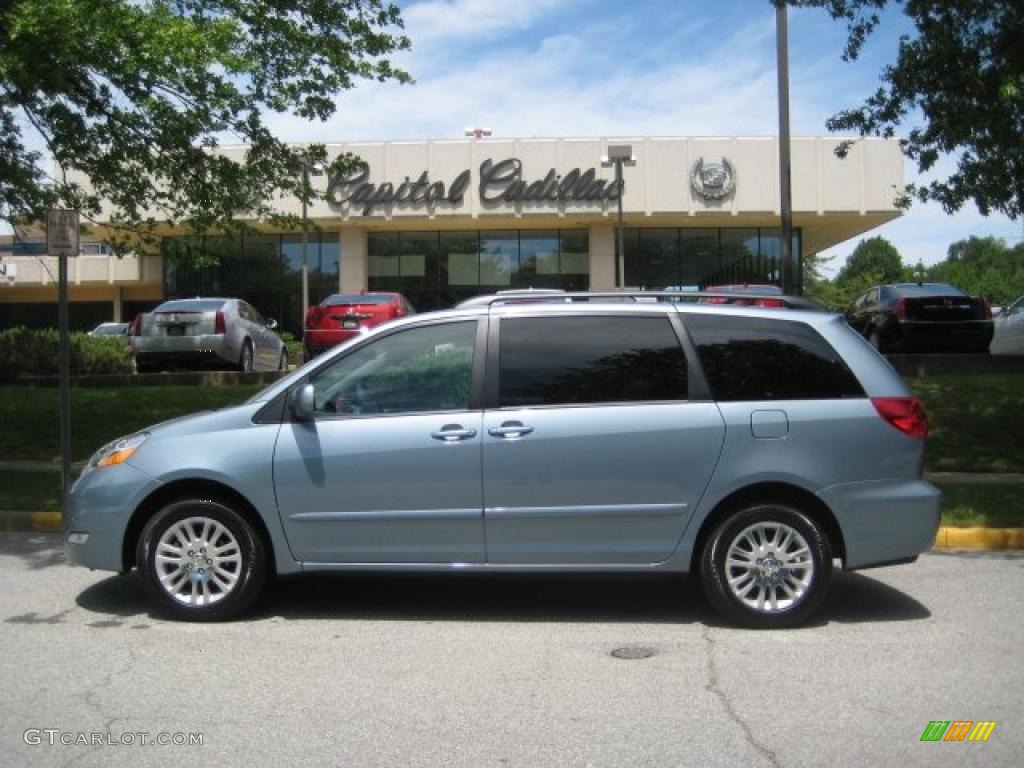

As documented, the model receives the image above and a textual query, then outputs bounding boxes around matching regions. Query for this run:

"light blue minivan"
[66,291,941,627]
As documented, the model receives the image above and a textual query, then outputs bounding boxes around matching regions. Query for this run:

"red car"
[303,292,414,361]
[702,284,784,307]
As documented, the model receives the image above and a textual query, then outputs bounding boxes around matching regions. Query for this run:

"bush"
[0,327,134,382]
[279,331,303,366]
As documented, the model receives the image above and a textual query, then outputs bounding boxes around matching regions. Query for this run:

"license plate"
[167,325,185,336]
[342,319,360,329]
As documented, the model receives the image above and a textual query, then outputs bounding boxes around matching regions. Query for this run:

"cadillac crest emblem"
[691,157,736,201]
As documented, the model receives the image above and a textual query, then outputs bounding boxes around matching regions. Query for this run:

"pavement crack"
[702,625,781,768]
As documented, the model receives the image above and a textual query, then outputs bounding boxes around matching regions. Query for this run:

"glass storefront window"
[625,227,801,291]
[369,229,590,311]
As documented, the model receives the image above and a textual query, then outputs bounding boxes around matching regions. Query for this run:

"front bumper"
[64,461,162,572]
[819,478,942,569]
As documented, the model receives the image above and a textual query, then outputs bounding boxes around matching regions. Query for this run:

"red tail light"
[305,305,323,329]
[894,298,907,321]
[214,309,226,334]
[129,314,142,337]
[872,397,928,440]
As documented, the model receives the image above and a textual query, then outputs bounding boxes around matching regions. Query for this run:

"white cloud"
[402,0,578,47]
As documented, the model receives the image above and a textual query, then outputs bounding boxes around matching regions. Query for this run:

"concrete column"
[339,228,368,293]
[112,286,123,322]
[588,224,616,290]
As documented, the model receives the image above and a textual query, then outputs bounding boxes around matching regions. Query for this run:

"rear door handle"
[488,421,534,439]
[430,424,477,442]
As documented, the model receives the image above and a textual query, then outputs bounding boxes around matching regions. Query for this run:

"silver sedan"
[130,298,288,372]
[991,295,1024,355]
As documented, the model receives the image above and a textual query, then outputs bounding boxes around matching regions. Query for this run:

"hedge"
[0,327,135,381]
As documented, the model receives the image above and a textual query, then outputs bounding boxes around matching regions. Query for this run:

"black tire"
[700,503,832,629]
[136,498,267,621]
[278,349,289,371]
[238,340,254,372]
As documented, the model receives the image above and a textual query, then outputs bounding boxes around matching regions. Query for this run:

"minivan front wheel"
[700,504,831,628]
[136,499,267,621]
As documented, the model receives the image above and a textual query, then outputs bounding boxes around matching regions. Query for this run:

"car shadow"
[73,568,931,626]
[0,533,67,571]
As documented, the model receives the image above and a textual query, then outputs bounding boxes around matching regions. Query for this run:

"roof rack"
[455,290,825,311]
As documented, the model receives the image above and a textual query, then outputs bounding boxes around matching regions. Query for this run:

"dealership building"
[0,136,903,333]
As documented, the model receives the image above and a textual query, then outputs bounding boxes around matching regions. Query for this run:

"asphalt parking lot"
[1,533,1021,768]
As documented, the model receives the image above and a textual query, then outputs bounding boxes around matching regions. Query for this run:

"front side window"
[684,314,864,401]
[310,321,477,416]
[498,315,687,407]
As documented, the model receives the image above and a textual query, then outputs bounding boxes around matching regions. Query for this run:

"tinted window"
[891,283,965,297]
[155,299,227,313]
[684,314,864,401]
[324,294,393,307]
[499,316,687,407]
[311,321,476,415]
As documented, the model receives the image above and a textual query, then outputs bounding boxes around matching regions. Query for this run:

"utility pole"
[776,3,796,294]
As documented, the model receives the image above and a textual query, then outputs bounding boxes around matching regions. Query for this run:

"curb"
[932,526,1024,550]
[1,512,1022,551]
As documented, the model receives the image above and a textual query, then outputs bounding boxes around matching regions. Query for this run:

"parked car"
[303,292,414,361]
[88,322,130,337]
[846,282,993,353]
[66,290,940,628]
[990,295,1024,355]
[130,298,287,372]
[702,284,784,307]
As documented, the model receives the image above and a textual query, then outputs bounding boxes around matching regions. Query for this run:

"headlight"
[90,433,148,469]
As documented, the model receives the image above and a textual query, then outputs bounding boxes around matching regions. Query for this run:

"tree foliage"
[0,0,410,242]
[838,235,905,283]
[782,1,1024,219]
[926,235,1024,305]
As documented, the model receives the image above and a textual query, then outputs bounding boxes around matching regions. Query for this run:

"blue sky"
[259,0,1019,274]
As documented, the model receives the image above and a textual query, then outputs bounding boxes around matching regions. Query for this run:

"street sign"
[46,208,80,510]
[46,208,79,257]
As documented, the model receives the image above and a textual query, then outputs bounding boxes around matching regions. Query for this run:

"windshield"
[155,299,228,312]
[323,294,392,307]
[891,283,966,297]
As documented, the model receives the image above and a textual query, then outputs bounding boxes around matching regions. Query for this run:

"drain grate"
[611,646,655,660]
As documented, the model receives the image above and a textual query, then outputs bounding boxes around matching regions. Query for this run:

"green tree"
[837,236,905,284]
[781,1,1024,219]
[0,0,410,240]
[926,235,1024,304]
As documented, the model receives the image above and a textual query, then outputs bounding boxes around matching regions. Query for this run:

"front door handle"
[430,424,477,442]
[488,421,534,439]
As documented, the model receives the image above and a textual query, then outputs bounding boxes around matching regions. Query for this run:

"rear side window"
[684,314,864,401]
[499,315,687,407]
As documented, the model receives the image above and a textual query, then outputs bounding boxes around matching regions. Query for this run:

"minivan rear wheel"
[700,504,831,628]
[136,498,267,621]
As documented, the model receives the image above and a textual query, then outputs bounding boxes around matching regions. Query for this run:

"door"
[482,313,725,565]
[273,318,486,562]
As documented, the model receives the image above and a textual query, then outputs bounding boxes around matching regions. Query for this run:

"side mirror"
[292,383,315,422]
[265,318,278,330]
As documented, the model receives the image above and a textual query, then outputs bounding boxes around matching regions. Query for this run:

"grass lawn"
[0,470,62,512]
[907,374,1024,474]
[0,385,263,463]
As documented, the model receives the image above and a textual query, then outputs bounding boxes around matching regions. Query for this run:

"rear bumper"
[133,334,236,368]
[894,320,994,351]
[303,329,364,358]
[819,478,942,569]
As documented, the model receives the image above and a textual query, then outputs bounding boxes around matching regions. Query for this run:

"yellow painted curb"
[30,511,62,532]
[934,526,1024,550]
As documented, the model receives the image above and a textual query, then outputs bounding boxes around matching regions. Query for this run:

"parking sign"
[46,209,80,257]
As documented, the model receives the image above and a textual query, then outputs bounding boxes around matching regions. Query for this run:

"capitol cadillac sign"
[326,156,737,215]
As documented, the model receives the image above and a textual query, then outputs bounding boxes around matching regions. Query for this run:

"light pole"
[601,144,636,288]
[300,156,325,323]
[776,3,796,294]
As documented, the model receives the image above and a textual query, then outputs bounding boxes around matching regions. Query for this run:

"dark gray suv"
[66,291,941,627]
